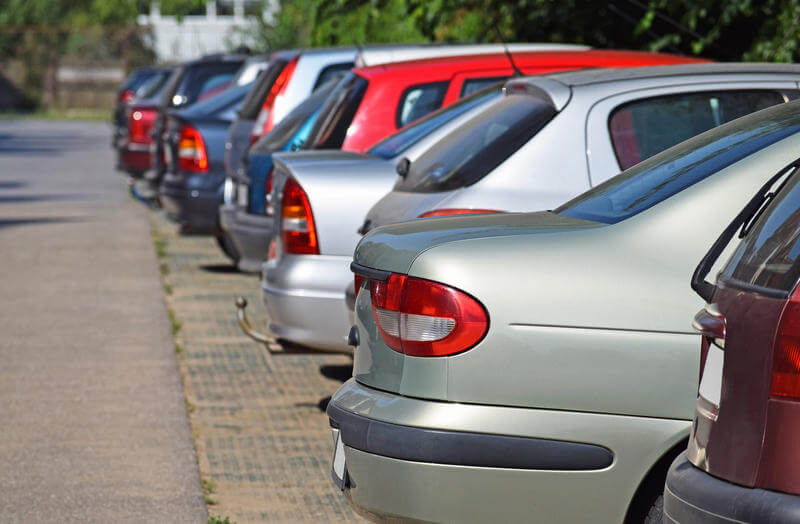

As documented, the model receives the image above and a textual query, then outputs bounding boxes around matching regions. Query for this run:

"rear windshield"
[369,83,503,160]
[181,82,252,119]
[720,173,800,295]
[305,72,368,150]
[394,93,557,193]
[237,59,288,120]
[556,100,800,225]
[170,60,244,108]
[252,78,340,153]
[610,90,787,170]
[135,70,172,99]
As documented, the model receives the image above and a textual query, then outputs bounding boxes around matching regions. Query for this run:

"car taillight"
[771,286,800,399]
[177,124,208,172]
[119,89,135,103]
[368,273,488,357]
[418,209,503,218]
[128,108,156,144]
[354,275,365,295]
[251,58,298,143]
[281,177,318,255]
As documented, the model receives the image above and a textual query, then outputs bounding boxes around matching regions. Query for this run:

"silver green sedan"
[329,101,800,522]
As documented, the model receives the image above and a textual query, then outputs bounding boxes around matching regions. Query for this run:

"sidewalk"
[0,121,206,522]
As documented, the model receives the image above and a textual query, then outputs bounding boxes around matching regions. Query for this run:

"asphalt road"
[0,121,206,522]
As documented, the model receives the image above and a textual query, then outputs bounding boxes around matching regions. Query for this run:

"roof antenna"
[493,24,523,77]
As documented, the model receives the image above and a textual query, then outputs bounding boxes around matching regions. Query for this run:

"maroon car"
[664,158,800,522]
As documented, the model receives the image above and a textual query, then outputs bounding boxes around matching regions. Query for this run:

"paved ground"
[0,121,206,522]
[152,209,363,522]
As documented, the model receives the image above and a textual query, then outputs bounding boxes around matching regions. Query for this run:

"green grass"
[0,109,110,121]
[168,308,182,336]
[207,516,233,524]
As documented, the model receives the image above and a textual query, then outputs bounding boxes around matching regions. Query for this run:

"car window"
[252,78,340,154]
[313,62,354,91]
[720,173,800,294]
[460,76,507,97]
[610,90,786,170]
[556,100,800,225]
[172,61,243,107]
[395,93,557,193]
[369,83,503,161]
[305,72,368,150]
[238,59,289,120]
[181,83,252,119]
[396,82,448,128]
[135,71,171,99]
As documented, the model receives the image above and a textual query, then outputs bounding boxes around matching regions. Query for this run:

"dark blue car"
[159,83,252,236]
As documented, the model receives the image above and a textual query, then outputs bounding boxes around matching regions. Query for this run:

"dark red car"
[665,159,800,522]
[302,49,705,153]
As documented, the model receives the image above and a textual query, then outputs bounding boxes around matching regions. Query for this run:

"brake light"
[419,209,503,218]
[251,58,298,142]
[281,178,318,255]
[177,124,208,172]
[771,286,800,399]
[128,108,156,144]
[354,275,364,295]
[119,89,135,103]
[368,273,488,357]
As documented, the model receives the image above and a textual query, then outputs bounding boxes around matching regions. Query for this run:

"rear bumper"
[664,453,800,523]
[159,171,224,234]
[220,206,273,273]
[261,254,352,352]
[328,379,689,523]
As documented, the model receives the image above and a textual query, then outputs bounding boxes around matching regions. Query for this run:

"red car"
[301,49,706,154]
[665,158,800,522]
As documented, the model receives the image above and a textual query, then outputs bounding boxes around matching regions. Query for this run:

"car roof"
[354,43,590,66]
[352,49,700,80]
[542,62,800,87]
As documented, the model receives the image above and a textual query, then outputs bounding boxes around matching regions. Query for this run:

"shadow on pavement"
[200,263,238,273]
[0,216,88,230]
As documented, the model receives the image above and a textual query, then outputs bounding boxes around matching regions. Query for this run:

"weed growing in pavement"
[186,399,196,415]
[159,260,170,277]
[175,342,184,359]
[207,516,232,524]
[164,282,173,295]
[202,478,217,494]
[169,308,182,336]
[154,236,168,259]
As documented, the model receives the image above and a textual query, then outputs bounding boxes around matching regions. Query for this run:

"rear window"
[170,61,243,107]
[394,93,557,193]
[238,59,289,120]
[135,70,172,99]
[181,82,252,119]
[396,82,448,128]
[252,78,340,153]
[461,77,507,97]
[369,83,503,160]
[610,90,787,170]
[720,173,800,295]
[557,100,800,225]
[313,62,354,91]
[305,72,368,150]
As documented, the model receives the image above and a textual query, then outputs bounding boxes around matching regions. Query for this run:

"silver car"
[364,63,800,229]
[262,86,505,351]
[265,64,800,353]
[331,100,800,523]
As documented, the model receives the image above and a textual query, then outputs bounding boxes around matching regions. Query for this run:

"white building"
[137,1,277,62]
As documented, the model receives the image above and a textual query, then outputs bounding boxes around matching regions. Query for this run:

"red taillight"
[418,209,503,218]
[252,58,298,142]
[119,89,135,103]
[281,178,318,255]
[128,108,156,144]
[771,286,800,399]
[354,275,365,295]
[368,273,488,357]
[177,124,208,172]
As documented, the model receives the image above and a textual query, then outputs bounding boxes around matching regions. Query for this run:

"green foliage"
[311,0,426,46]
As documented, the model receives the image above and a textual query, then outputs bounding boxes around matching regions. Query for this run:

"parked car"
[146,53,248,193]
[219,76,346,268]
[663,159,800,522]
[112,66,171,148]
[219,44,594,266]
[267,62,800,353]
[116,67,174,177]
[159,82,253,235]
[329,99,800,523]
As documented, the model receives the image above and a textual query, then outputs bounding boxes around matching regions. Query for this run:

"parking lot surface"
[0,121,206,522]
[151,206,362,522]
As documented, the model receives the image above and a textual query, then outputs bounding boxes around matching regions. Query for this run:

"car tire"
[643,495,663,524]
